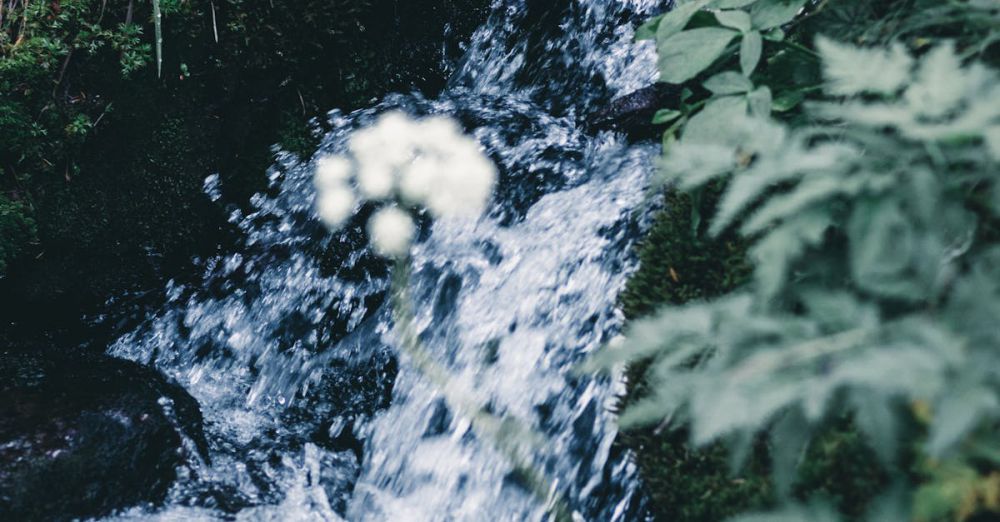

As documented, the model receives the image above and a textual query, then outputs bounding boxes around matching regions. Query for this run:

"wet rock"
[0,350,207,521]
[588,84,686,140]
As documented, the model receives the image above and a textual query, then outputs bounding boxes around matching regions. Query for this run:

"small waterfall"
[106,0,666,519]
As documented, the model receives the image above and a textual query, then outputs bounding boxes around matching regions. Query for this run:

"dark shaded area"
[0,349,208,521]
[0,0,490,345]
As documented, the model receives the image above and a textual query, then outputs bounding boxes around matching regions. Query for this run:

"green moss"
[795,422,890,520]
[621,184,752,320]
[619,425,774,521]
[620,187,889,520]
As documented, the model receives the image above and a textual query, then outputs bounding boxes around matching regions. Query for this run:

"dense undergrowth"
[603,0,1000,520]
[0,0,487,327]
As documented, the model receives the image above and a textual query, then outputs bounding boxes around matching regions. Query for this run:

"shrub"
[596,0,1000,519]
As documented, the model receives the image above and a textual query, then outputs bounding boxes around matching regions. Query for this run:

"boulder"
[0,350,207,521]
[588,84,687,140]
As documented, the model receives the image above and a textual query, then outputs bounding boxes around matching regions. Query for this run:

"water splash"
[106,0,667,519]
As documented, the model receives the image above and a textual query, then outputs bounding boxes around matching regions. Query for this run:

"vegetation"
[598,0,1000,520]
[0,0,487,316]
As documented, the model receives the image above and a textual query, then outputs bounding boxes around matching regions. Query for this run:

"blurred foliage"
[605,0,1000,520]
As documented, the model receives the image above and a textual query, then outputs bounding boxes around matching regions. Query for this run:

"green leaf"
[652,108,682,124]
[772,89,805,112]
[710,0,759,7]
[703,71,753,95]
[658,28,740,83]
[742,173,842,234]
[986,125,1000,161]
[741,30,763,76]
[770,408,810,495]
[903,42,964,118]
[764,27,785,41]
[656,0,714,42]
[748,85,772,117]
[635,14,665,41]
[715,9,752,32]
[683,95,747,144]
[749,210,829,298]
[750,0,807,30]
[816,36,913,95]
[851,390,898,464]
[848,200,923,300]
[928,386,998,456]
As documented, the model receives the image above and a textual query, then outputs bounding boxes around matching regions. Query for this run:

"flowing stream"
[105,0,665,519]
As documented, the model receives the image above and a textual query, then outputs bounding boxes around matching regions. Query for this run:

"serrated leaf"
[661,142,739,186]
[904,42,963,118]
[750,210,829,298]
[715,9,752,31]
[816,36,913,95]
[657,0,714,42]
[750,0,806,30]
[928,386,998,456]
[658,28,740,83]
[741,173,843,234]
[741,30,763,75]
[704,71,753,94]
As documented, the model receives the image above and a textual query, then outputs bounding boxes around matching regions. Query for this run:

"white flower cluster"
[314,111,498,258]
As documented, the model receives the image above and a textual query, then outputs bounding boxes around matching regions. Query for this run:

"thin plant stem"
[390,259,573,522]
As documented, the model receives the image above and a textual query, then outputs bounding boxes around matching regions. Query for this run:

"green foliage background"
[0,0,488,320]
[603,0,1000,520]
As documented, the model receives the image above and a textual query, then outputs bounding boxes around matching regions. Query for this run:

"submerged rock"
[0,350,207,521]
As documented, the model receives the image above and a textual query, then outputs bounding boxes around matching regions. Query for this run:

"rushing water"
[105,0,666,520]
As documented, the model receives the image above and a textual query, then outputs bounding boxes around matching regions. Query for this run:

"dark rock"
[587,84,686,140]
[0,350,208,521]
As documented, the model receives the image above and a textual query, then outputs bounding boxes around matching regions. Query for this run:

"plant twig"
[210,0,218,43]
[152,0,162,77]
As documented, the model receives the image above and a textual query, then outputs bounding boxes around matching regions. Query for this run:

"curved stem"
[389,259,572,522]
